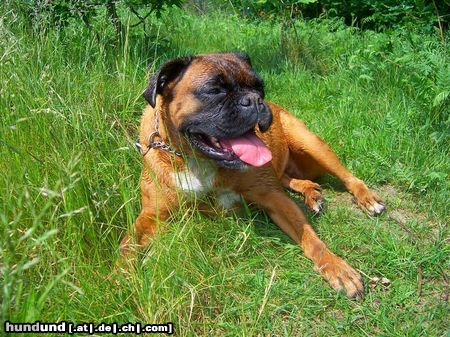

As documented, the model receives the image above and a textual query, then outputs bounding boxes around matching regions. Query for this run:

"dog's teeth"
[210,136,221,148]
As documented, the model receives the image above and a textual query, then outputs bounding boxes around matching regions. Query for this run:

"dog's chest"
[171,158,216,195]
[171,158,240,209]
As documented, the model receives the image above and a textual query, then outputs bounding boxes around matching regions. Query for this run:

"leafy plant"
[223,0,449,32]
[14,0,185,35]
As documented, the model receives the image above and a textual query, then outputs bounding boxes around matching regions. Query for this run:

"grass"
[1,4,449,337]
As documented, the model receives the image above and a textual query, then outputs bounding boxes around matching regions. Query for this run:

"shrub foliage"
[223,0,448,31]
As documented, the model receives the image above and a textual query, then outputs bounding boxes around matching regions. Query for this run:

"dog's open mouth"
[187,130,272,168]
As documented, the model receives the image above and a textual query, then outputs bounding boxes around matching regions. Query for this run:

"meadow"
[1,4,449,336]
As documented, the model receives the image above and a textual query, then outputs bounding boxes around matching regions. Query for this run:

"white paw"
[368,201,385,216]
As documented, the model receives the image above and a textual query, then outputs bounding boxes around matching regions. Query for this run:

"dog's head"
[143,52,273,169]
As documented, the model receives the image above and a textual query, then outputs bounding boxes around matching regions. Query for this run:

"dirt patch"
[375,184,428,223]
[320,183,441,240]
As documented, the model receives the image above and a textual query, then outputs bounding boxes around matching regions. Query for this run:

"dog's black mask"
[178,54,273,169]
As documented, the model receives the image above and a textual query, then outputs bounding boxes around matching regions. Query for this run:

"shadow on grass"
[232,177,352,245]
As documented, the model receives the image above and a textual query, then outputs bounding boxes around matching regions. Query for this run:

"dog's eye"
[205,87,226,95]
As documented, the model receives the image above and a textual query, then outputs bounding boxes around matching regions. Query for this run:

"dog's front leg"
[119,176,178,263]
[243,187,364,299]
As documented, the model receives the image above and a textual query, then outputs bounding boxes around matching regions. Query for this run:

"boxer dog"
[119,53,385,299]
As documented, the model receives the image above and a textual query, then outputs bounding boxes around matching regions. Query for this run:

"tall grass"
[1,4,448,336]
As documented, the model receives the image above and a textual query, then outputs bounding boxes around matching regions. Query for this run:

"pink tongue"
[220,132,272,167]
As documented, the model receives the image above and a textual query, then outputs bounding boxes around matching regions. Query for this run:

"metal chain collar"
[135,108,182,157]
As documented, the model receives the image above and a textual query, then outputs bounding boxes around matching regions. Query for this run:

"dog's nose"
[239,93,263,110]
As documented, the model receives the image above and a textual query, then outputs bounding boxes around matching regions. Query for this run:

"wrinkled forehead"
[182,54,263,89]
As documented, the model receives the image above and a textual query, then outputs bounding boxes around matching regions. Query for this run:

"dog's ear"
[232,52,252,67]
[143,56,193,107]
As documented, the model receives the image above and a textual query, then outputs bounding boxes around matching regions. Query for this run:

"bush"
[222,0,449,32]
[13,0,185,35]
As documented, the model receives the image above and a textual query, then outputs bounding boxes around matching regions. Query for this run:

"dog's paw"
[367,200,385,216]
[349,180,385,216]
[303,182,324,215]
[114,253,137,273]
[115,235,139,272]
[315,252,364,300]
[353,191,385,216]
